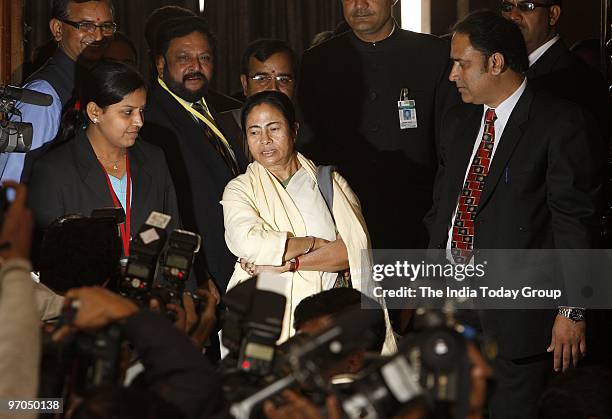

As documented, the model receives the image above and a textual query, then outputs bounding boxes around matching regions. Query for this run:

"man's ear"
[240,74,248,97]
[49,18,62,42]
[489,52,506,76]
[549,5,561,27]
[155,55,166,79]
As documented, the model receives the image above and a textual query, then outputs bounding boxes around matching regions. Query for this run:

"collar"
[156,77,212,115]
[350,20,398,49]
[485,78,527,128]
[529,35,560,67]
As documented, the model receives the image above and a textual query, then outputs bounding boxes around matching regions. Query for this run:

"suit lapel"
[526,40,568,79]
[478,88,533,212]
[449,105,483,200]
[128,144,152,232]
[74,131,115,206]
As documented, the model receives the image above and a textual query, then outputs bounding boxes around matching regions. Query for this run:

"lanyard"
[156,77,233,151]
[99,155,131,256]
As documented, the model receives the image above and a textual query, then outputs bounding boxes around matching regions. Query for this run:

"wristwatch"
[558,307,585,322]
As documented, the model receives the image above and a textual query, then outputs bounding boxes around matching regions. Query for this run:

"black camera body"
[71,324,123,396]
[222,276,286,377]
[159,229,201,305]
[120,224,167,303]
[337,310,472,419]
[50,302,123,397]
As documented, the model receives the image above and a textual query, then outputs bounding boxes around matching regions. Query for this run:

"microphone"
[0,85,53,106]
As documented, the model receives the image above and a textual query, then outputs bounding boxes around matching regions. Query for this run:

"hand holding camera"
[52,286,138,341]
[0,181,33,263]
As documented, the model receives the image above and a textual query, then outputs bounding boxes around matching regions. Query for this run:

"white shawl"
[222,153,396,352]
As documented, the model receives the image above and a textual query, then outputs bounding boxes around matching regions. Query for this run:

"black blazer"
[425,87,605,359]
[527,39,611,140]
[28,129,181,235]
[297,29,457,249]
[140,84,247,292]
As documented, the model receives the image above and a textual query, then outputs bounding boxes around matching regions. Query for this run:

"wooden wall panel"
[0,0,23,85]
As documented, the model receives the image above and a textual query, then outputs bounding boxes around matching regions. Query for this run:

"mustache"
[183,72,208,83]
[351,9,374,17]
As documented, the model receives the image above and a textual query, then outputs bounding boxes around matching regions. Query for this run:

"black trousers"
[489,354,554,419]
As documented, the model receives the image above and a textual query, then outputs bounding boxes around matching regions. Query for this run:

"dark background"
[22,0,602,96]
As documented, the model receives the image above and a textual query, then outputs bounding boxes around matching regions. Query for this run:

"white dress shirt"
[446,79,528,256]
[529,35,561,67]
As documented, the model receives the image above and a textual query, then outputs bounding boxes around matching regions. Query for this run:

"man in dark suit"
[501,0,610,139]
[141,17,247,294]
[297,0,456,251]
[426,11,604,418]
[502,0,612,368]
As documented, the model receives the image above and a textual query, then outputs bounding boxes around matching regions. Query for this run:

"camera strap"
[99,155,132,256]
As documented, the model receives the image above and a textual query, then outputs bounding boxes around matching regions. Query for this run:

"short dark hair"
[110,31,138,62]
[453,10,528,74]
[240,39,297,77]
[39,216,121,293]
[144,5,196,50]
[52,0,114,21]
[154,16,217,62]
[241,90,296,136]
[294,288,386,352]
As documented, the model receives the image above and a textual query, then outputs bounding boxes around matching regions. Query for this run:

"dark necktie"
[191,101,240,176]
[451,108,497,264]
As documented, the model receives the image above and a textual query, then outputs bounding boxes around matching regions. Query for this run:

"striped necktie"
[191,101,240,176]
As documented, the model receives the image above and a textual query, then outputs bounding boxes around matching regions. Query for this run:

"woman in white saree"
[221,91,394,352]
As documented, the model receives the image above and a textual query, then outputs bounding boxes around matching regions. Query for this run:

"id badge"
[398,99,418,129]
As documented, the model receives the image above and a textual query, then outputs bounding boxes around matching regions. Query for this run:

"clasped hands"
[239,236,329,276]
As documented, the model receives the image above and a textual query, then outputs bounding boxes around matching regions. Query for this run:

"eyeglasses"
[501,1,552,12]
[249,74,294,86]
[59,19,117,35]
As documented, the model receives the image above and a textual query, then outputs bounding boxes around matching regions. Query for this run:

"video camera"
[227,304,383,418]
[229,308,475,419]
[337,309,472,419]
[0,85,52,153]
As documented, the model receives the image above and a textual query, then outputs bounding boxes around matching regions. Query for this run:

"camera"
[120,217,168,302]
[49,300,123,397]
[228,306,383,419]
[336,309,472,419]
[158,229,201,306]
[222,274,288,377]
[0,84,52,153]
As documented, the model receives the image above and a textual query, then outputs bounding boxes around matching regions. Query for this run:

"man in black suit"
[502,0,612,368]
[141,17,247,294]
[501,0,610,140]
[426,11,604,418]
[297,0,456,251]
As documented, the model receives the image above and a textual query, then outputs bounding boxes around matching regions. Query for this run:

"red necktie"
[451,108,497,264]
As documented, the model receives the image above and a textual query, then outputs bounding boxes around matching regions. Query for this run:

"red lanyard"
[99,155,131,256]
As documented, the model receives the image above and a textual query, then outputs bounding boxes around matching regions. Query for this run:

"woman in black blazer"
[28,60,180,256]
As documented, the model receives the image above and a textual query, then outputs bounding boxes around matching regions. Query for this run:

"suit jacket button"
[369,91,378,101]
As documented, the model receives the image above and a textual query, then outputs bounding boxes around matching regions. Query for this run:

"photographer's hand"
[263,390,342,419]
[0,181,33,262]
[190,287,217,349]
[52,287,138,341]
